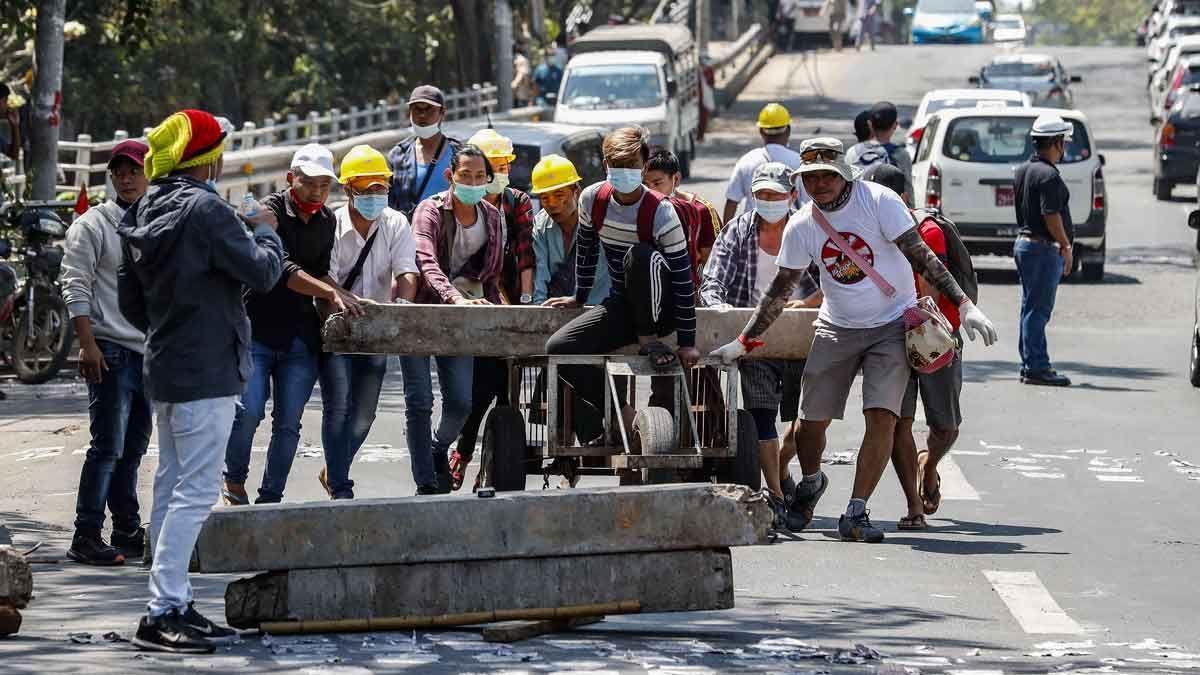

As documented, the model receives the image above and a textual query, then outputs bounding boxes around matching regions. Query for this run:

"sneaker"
[838,511,885,543]
[767,493,790,534]
[416,484,440,496]
[111,526,146,560]
[780,474,797,504]
[786,472,828,532]
[67,533,125,566]
[181,602,238,643]
[132,610,215,654]
[1021,370,1071,387]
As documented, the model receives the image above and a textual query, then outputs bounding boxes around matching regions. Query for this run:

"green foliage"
[1029,0,1146,46]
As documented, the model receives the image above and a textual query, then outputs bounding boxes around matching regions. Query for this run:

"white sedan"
[991,14,1027,43]
[905,88,1031,160]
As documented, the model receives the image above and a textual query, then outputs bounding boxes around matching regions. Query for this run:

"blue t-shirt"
[413,144,452,204]
[533,64,563,100]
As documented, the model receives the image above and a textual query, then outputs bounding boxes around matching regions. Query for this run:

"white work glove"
[709,335,764,364]
[958,300,998,346]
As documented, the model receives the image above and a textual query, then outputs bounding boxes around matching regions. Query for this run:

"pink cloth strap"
[810,206,897,298]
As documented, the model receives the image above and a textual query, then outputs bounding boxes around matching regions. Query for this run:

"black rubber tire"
[715,410,762,490]
[633,407,677,484]
[1190,329,1200,388]
[12,292,73,385]
[476,406,527,492]
[1154,178,1172,201]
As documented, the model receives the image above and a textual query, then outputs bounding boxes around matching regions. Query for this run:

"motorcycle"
[0,202,74,385]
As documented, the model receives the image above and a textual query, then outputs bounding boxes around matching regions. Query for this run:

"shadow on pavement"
[964,359,1168,384]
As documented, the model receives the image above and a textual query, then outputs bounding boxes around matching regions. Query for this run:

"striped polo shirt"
[574,182,697,347]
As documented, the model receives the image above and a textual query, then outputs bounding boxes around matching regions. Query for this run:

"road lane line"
[939,455,980,500]
[1097,475,1144,483]
[983,570,1084,635]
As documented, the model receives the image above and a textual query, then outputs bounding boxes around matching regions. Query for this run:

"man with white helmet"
[222,143,362,506]
[711,137,998,543]
[1012,113,1075,387]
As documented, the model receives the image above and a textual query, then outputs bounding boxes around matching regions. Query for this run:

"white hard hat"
[1030,113,1073,139]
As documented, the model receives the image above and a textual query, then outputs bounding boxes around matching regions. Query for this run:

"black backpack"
[912,208,978,304]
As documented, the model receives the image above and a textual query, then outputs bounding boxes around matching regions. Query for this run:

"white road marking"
[981,441,1023,451]
[983,570,1084,635]
[1030,453,1073,460]
[937,455,980,500]
[954,450,991,456]
[1097,475,1144,483]
[1089,466,1133,473]
[1020,472,1065,479]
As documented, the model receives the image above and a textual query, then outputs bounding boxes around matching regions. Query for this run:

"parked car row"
[1147,2,1200,199]
[902,51,1105,280]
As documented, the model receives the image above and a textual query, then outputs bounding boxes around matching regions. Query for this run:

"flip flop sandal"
[638,341,678,374]
[221,484,249,507]
[919,450,942,516]
[898,514,927,530]
[449,449,472,491]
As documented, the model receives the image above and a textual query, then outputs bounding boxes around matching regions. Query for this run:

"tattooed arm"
[741,267,805,340]
[894,227,968,307]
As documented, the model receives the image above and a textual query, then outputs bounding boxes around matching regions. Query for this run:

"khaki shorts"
[901,347,963,430]
[800,318,909,421]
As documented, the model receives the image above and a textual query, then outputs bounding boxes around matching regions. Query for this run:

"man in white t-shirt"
[321,145,420,500]
[723,102,811,225]
[712,137,998,543]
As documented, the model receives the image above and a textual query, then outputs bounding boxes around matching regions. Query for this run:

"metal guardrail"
[0,83,500,199]
[710,23,767,80]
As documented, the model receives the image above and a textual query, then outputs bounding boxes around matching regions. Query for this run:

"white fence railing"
[0,83,500,199]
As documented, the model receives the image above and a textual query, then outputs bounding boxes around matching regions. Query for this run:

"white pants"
[147,396,236,617]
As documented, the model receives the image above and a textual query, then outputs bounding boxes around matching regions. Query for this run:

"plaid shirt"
[701,210,818,308]
[499,187,535,302]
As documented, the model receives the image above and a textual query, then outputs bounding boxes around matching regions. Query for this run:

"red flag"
[74,181,89,217]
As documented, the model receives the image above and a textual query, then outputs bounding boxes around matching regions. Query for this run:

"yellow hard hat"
[467,128,517,162]
[338,144,392,185]
[757,103,791,130]
[530,154,582,195]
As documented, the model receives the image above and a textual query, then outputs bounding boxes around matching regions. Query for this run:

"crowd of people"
[57,79,1100,652]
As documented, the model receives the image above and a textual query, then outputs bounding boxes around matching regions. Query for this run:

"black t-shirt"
[245,190,336,353]
[1014,154,1073,243]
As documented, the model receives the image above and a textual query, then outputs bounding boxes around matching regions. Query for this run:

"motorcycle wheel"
[12,293,73,385]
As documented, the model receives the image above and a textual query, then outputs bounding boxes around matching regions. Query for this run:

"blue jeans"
[223,337,319,503]
[398,355,473,488]
[320,353,388,499]
[1013,237,1063,374]
[74,340,152,537]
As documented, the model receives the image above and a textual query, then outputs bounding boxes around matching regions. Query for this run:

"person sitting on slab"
[544,126,700,444]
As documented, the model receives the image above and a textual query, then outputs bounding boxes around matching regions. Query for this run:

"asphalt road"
[2,43,1199,674]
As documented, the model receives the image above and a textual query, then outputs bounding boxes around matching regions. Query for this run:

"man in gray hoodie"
[62,139,152,567]
[118,109,283,654]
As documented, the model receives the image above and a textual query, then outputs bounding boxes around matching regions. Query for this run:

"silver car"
[968,53,1082,108]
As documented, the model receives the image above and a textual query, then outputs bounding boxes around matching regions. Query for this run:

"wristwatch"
[519,293,533,305]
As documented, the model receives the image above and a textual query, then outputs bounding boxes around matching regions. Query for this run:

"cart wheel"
[715,410,762,490]
[476,406,527,492]
[632,407,678,484]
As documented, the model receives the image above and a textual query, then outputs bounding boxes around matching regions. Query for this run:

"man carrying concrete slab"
[545,126,701,443]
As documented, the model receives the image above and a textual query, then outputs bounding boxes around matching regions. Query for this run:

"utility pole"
[496,0,515,112]
[31,0,66,200]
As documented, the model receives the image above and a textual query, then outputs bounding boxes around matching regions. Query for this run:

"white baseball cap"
[290,143,338,179]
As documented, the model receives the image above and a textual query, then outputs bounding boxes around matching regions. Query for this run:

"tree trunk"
[450,0,482,88]
[30,0,66,200]
[496,0,514,110]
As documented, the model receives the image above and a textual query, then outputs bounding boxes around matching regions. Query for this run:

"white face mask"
[485,172,510,195]
[754,198,790,224]
[411,122,440,140]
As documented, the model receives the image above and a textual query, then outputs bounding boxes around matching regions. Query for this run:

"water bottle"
[240,192,262,218]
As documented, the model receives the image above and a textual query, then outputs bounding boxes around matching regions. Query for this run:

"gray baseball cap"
[791,137,857,182]
[751,162,793,194]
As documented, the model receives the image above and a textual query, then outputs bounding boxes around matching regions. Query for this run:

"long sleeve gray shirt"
[61,200,146,353]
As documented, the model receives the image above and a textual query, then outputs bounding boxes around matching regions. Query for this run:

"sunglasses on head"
[800,148,842,163]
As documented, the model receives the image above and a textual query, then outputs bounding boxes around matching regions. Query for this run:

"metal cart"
[474,355,762,491]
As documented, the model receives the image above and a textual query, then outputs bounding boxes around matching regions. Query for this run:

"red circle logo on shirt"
[821,233,874,285]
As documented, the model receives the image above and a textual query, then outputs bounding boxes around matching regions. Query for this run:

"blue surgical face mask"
[754,198,790,223]
[454,182,488,206]
[607,168,644,194]
[353,194,388,221]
